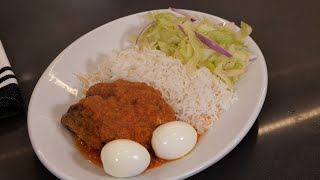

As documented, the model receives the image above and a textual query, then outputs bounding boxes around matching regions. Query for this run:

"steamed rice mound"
[79,47,237,133]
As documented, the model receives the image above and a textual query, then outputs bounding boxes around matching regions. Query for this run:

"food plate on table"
[28,9,267,180]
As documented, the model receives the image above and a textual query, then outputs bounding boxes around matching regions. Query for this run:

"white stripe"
[0,69,14,79]
[0,78,17,89]
[0,40,11,68]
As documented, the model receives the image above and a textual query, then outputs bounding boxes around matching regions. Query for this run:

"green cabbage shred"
[135,12,253,89]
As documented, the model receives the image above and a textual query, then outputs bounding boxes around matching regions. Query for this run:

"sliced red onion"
[249,55,257,61]
[194,31,232,57]
[135,21,157,45]
[169,7,196,22]
[178,24,186,35]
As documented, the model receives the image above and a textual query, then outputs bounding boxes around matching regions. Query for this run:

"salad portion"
[134,9,253,88]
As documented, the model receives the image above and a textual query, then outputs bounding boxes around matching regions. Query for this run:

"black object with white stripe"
[0,41,23,119]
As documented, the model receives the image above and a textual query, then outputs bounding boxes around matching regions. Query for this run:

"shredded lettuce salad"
[134,11,253,88]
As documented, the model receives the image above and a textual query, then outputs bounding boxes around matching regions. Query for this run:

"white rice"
[78,47,237,133]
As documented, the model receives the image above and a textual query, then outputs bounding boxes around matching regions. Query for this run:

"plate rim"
[27,9,268,180]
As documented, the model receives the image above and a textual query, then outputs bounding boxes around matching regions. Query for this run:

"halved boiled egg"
[100,139,150,178]
[151,121,197,160]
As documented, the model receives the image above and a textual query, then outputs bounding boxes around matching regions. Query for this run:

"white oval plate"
[28,9,267,180]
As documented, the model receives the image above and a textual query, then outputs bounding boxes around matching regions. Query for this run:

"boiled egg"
[100,139,150,178]
[151,121,197,160]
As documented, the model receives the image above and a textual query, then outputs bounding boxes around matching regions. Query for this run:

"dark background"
[1,0,319,179]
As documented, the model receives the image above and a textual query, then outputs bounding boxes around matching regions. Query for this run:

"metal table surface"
[0,0,319,179]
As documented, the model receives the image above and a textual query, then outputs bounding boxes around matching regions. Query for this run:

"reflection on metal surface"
[20,72,35,82]
[0,147,33,161]
[269,61,320,79]
[258,106,320,135]
[48,72,78,97]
